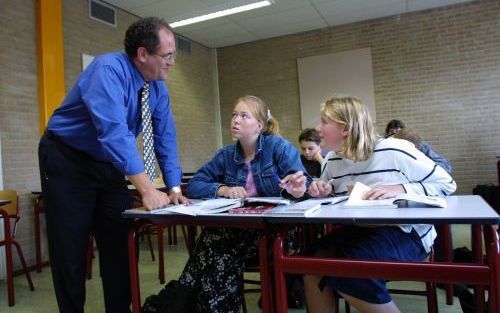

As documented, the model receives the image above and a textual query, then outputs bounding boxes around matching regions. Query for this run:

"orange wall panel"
[36,0,65,134]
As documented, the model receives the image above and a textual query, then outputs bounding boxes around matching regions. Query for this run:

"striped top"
[321,137,457,252]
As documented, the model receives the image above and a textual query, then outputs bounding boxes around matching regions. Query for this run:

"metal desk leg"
[442,224,454,305]
[258,228,274,313]
[128,221,143,313]
[484,225,500,313]
[34,196,43,273]
[273,229,287,313]
[158,226,165,284]
[472,224,486,313]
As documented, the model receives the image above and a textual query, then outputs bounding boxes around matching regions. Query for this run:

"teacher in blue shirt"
[38,17,188,313]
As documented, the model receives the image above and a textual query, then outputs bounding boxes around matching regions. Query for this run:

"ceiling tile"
[107,0,475,47]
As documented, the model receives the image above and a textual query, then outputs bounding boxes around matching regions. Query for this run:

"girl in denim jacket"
[179,95,309,312]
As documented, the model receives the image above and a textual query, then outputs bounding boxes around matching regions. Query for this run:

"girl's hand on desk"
[142,188,170,210]
[308,180,332,198]
[217,186,248,199]
[363,184,405,200]
[281,171,307,198]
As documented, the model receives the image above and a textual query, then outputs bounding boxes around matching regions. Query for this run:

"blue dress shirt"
[47,52,182,189]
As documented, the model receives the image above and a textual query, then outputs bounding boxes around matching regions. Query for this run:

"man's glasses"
[156,52,177,62]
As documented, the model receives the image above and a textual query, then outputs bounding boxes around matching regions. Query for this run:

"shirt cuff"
[170,186,181,193]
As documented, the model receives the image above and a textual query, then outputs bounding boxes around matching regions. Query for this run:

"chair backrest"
[0,189,18,216]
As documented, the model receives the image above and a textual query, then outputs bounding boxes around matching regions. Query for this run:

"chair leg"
[157,226,165,284]
[6,234,15,306]
[12,241,35,291]
[172,225,178,245]
[426,281,439,313]
[241,287,249,313]
[147,229,155,261]
[167,226,173,245]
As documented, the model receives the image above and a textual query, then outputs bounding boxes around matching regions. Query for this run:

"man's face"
[137,28,176,81]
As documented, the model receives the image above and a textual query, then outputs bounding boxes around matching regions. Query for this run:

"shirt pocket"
[223,170,239,187]
[260,164,280,195]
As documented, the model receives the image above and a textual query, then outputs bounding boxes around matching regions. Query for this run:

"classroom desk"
[122,210,275,313]
[269,195,500,313]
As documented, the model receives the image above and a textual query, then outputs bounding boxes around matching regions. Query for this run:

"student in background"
[305,95,456,313]
[391,127,452,174]
[143,95,310,313]
[299,128,324,178]
[384,119,406,137]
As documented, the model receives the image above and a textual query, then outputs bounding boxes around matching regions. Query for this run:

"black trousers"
[38,132,132,313]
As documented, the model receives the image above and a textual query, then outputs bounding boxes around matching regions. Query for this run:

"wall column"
[36,0,65,134]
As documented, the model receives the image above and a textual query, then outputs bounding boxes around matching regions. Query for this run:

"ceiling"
[105,0,474,48]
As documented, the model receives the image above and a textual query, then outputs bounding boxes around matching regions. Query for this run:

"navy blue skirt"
[316,226,428,304]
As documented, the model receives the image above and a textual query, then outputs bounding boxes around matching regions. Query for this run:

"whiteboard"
[297,48,376,129]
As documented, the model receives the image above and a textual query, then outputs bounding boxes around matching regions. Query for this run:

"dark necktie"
[141,82,156,181]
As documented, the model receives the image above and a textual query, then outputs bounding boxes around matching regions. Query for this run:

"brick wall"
[0,0,41,270]
[0,0,218,269]
[217,0,500,195]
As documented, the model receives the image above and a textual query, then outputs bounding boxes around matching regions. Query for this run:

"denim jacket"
[187,134,311,199]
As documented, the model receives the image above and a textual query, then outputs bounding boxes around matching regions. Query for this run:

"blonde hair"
[235,95,280,135]
[320,95,379,161]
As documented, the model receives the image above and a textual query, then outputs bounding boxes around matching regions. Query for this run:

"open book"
[146,197,291,216]
[264,196,349,217]
[343,182,447,209]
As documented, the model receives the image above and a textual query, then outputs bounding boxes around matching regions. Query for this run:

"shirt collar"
[125,53,147,92]
[233,134,264,164]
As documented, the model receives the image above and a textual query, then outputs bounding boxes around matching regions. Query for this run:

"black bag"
[473,184,500,214]
[141,280,200,313]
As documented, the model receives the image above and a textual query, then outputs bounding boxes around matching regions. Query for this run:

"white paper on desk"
[150,204,195,215]
[343,182,447,209]
[344,182,398,209]
[192,198,242,214]
[245,197,291,205]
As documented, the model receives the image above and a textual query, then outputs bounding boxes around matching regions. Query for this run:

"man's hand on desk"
[168,187,190,205]
[142,188,171,209]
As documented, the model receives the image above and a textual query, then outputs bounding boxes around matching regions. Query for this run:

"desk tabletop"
[122,195,499,225]
[268,195,500,224]
[0,199,11,206]
[122,208,266,224]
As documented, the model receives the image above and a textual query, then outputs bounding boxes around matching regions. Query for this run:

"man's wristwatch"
[170,186,181,193]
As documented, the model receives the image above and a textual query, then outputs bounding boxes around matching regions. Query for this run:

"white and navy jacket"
[321,137,457,253]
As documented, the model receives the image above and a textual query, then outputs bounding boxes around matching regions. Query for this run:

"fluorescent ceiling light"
[170,0,272,28]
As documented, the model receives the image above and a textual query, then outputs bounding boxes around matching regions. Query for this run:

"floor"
[0,225,473,312]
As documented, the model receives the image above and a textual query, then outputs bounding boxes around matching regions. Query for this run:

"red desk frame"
[33,193,44,273]
[126,216,275,313]
[273,224,499,313]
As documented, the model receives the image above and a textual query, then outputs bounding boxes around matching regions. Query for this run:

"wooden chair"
[0,190,35,306]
